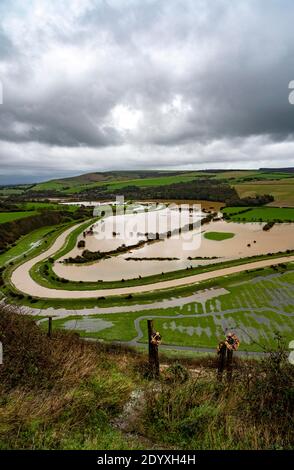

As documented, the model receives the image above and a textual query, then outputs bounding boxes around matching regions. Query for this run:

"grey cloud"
[0,0,294,182]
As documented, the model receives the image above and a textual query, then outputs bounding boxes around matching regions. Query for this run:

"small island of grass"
[204,231,235,241]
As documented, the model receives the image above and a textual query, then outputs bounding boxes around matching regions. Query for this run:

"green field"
[223,206,294,222]
[0,226,60,266]
[102,174,207,191]
[16,202,78,212]
[204,231,235,241]
[32,172,210,194]
[0,211,37,224]
[234,179,294,207]
[0,188,25,196]
[49,266,294,352]
[2,170,293,205]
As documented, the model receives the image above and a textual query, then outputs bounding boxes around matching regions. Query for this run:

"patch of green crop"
[204,231,235,241]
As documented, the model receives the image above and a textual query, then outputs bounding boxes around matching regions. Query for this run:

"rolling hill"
[0,168,293,206]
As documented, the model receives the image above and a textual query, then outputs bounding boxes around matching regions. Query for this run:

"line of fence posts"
[37,314,238,381]
[146,320,238,382]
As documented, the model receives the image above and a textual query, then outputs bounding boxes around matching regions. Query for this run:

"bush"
[141,336,294,449]
[242,334,294,426]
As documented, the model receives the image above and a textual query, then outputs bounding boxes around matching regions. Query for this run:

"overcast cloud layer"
[0,0,294,184]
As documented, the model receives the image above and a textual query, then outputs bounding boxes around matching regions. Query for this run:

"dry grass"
[0,306,293,450]
[140,344,294,450]
[0,306,141,449]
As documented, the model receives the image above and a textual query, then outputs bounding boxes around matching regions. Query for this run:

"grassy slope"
[0,310,143,450]
[4,170,293,208]
[16,202,78,212]
[0,203,82,265]
[32,172,211,194]
[0,226,58,266]
[0,211,37,224]
[1,308,293,450]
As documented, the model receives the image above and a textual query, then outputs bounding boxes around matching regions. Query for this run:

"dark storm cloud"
[0,0,294,182]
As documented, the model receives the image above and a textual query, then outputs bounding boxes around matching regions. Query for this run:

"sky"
[0,0,294,184]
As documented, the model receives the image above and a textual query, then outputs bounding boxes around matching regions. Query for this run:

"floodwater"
[59,205,203,256]
[62,318,114,333]
[53,207,294,282]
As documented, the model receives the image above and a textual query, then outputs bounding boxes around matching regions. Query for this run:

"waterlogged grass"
[204,231,235,241]
[47,267,294,353]
[48,313,139,342]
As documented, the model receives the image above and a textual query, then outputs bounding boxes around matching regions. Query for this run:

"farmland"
[223,206,294,222]
[48,265,294,352]
[0,171,293,455]
[1,168,292,200]
[0,170,293,355]
[234,179,294,207]
[31,172,211,194]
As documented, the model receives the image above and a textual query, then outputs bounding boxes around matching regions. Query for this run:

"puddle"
[61,317,114,333]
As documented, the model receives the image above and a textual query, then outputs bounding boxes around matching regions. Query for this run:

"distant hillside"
[260,167,294,173]
[0,168,293,206]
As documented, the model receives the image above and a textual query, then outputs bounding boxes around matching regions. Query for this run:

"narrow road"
[10,219,294,299]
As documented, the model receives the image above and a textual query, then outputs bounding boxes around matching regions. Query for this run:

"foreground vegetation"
[0,307,293,450]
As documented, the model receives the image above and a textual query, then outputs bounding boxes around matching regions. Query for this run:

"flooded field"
[53,206,294,282]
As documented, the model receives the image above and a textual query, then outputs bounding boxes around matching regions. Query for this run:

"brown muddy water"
[53,208,294,282]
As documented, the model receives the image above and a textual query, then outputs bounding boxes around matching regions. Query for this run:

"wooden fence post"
[148,320,160,379]
[226,349,233,383]
[217,333,239,383]
[47,316,53,338]
[217,341,227,382]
